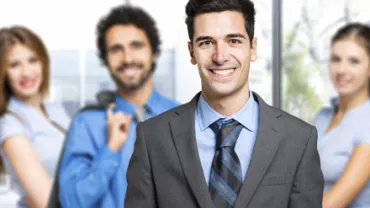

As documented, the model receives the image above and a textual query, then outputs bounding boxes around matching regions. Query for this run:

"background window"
[282,0,370,122]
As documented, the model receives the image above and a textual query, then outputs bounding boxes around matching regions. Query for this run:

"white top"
[0,96,70,208]
[314,98,370,207]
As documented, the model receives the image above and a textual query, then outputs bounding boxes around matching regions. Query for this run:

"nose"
[21,64,32,77]
[212,42,229,65]
[336,62,347,74]
[123,49,134,63]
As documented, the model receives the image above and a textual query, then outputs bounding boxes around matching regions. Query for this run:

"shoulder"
[313,107,333,124]
[69,107,106,129]
[0,113,24,127]
[274,106,315,131]
[354,102,370,144]
[139,102,187,130]
[0,113,27,145]
[44,102,71,118]
[265,106,317,145]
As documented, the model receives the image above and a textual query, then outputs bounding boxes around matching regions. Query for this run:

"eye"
[199,41,212,47]
[131,41,145,49]
[330,56,340,63]
[109,44,124,54]
[349,57,360,65]
[9,61,20,69]
[229,39,242,44]
[29,56,39,64]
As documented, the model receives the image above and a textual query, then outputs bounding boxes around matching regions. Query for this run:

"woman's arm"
[2,136,53,208]
[323,144,370,208]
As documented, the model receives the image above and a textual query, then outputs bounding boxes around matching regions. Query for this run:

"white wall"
[132,0,201,103]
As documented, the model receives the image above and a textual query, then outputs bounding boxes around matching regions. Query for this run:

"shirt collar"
[330,96,370,114]
[113,89,162,115]
[8,96,38,113]
[197,91,258,132]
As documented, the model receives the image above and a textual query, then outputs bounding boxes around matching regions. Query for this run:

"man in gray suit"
[125,0,324,207]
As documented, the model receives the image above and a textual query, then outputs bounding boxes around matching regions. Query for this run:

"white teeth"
[213,69,233,75]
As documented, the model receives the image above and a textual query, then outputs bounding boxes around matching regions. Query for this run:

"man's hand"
[106,104,132,152]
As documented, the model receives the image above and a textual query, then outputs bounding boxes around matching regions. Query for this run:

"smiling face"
[105,24,157,92]
[5,44,43,100]
[188,11,257,99]
[329,39,370,97]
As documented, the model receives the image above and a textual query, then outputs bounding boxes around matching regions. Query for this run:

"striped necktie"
[209,119,243,208]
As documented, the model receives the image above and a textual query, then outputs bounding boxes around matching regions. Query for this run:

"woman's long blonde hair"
[0,26,50,174]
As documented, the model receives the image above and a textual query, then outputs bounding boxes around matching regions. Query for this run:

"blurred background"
[0,0,369,206]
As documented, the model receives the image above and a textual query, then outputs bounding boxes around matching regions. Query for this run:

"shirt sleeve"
[0,113,28,145]
[58,112,121,208]
[355,124,370,145]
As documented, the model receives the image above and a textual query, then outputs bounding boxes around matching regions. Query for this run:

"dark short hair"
[185,0,256,44]
[96,5,161,65]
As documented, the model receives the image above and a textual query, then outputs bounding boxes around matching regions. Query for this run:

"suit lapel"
[235,92,283,208]
[169,93,213,208]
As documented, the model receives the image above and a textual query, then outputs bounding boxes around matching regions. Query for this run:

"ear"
[250,38,258,62]
[152,52,159,62]
[188,41,196,65]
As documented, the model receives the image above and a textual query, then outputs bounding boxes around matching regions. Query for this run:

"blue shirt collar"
[114,89,162,115]
[197,91,258,132]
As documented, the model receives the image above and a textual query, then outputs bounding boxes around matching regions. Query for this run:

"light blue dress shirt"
[58,90,178,208]
[314,98,370,207]
[195,91,259,184]
[0,96,71,208]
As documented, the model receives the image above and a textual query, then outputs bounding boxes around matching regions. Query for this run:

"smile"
[208,68,236,82]
[210,68,236,75]
[19,78,37,89]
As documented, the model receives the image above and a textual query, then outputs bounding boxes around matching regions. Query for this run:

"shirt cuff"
[91,145,121,178]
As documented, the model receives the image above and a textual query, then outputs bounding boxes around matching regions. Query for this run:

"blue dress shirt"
[58,90,178,208]
[195,91,259,185]
[314,98,370,207]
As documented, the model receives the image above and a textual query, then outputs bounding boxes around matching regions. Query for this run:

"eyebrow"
[227,33,246,39]
[130,40,146,47]
[195,33,247,43]
[195,36,213,43]
[108,43,123,51]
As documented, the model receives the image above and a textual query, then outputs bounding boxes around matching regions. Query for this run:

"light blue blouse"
[314,98,370,208]
[0,96,70,208]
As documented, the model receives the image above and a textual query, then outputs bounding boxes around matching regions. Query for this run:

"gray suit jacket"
[125,92,324,208]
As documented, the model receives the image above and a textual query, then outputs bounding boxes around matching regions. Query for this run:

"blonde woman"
[0,26,70,208]
[314,23,370,208]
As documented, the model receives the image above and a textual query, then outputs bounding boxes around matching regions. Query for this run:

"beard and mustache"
[110,61,156,91]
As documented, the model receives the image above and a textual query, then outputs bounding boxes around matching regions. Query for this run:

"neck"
[118,78,153,106]
[17,94,43,109]
[202,85,250,116]
[337,90,369,114]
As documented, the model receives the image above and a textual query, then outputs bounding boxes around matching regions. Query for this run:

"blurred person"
[57,4,179,208]
[0,26,70,208]
[125,0,323,207]
[314,23,370,208]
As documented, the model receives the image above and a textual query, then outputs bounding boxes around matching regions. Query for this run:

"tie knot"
[134,105,147,122]
[210,119,243,149]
